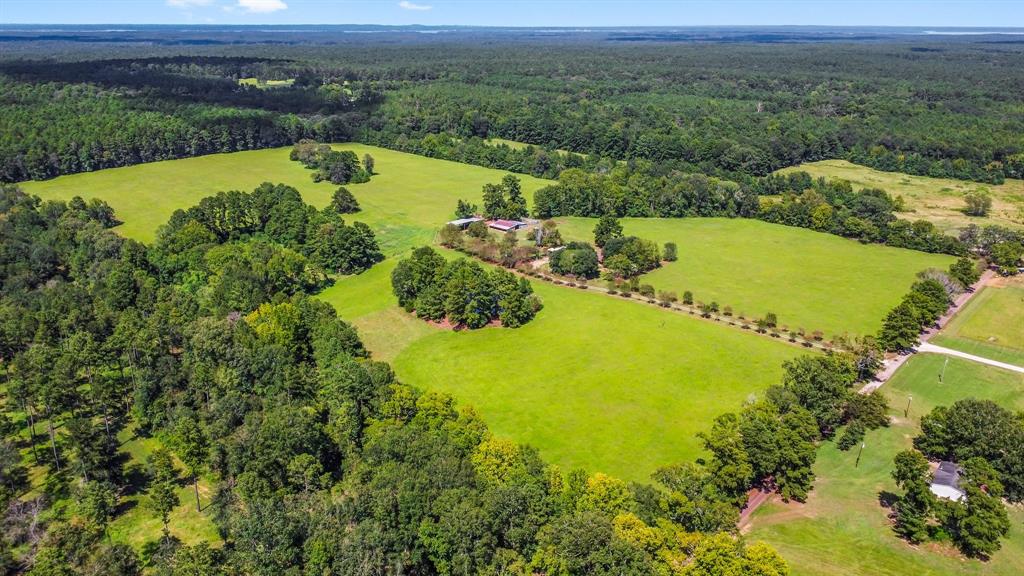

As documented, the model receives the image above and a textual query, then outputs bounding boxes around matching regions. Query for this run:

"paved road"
[917,342,1024,374]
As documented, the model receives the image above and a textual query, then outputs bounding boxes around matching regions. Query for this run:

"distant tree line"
[0,56,382,182]
[360,38,1023,184]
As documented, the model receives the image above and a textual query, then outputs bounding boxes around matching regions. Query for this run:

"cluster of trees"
[482,174,529,221]
[957,224,1024,275]
[1,56,382,182]
[889,398,1022,557]
[758,176,964,255]
[917,399,1024,503]
[877,262,978,352]
[592,215,662,278]
[649,351,888,535]
[603,237,662,279]
[391,246,541,328]
[1,184,797,574]
[155,182,382,277]
[550,242,600,279]
[289,139,374,185]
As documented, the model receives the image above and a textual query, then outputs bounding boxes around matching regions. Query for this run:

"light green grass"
[391,278,803,483]
[556,217,954,338]
[20,144,551,251]
[318,248,804,481]
[749,354,1024,576]
[106,425,222,551]
[931,283,1024,366]
[238,77,295,88]
[778,159,1024,232]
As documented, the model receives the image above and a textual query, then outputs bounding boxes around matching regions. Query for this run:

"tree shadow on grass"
[878,490,900,509]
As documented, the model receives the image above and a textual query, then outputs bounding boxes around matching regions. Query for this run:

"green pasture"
[238,77,295,88]
[390,278,803,483]
[777,159,1024,232]
[20,144,551,251]
[931,282,1024,366]
[749,354,1024,576]
[22,145,933,482]
[557,217,954,338]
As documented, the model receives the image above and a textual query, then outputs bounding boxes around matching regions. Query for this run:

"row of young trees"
[391,246,542,329]
[0,183,796,575]
[890,397,1023,557]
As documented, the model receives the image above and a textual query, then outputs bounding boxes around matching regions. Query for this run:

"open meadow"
[19,144,552,251]
[748,354,1024,576]
[931,279,1024,366]
[778,159,1024,232]
[557,217,954,338]
[24,145,809,481]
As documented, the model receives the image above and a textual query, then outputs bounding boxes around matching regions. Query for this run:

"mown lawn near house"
[557,217,954,339]
[931,281,1024,367]
[748,353,1024,576]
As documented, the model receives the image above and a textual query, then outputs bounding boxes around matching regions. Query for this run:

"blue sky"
[1,1,1022,27]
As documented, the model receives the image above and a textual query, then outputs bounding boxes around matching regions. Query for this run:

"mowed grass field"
[931,280,1024,366]
[557,217,954,338]
[748,354,1024,576]
[19,144,552,252]
[778,159,1024,232]
[318,251,804,482]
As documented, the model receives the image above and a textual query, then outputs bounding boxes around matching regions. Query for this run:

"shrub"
[663,242,678,262]
[682,290,693,305]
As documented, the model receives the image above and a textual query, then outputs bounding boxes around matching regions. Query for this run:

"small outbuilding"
[447,217,484,230]
[489,219,527,232]
[930,461,965,502]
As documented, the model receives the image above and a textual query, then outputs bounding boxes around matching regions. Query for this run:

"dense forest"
[2,33,1022,184]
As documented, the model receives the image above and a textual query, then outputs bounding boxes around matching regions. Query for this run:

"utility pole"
[939,357,949,383]
[855,442,865,468]
[905,394,913,418]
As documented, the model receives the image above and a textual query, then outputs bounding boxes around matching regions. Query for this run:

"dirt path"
[860,269,998,394]
[738,487,772,530]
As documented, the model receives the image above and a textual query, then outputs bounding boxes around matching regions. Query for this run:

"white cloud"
[237,0,288,13]
[167,0,214,7]
[399,1,433,11]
